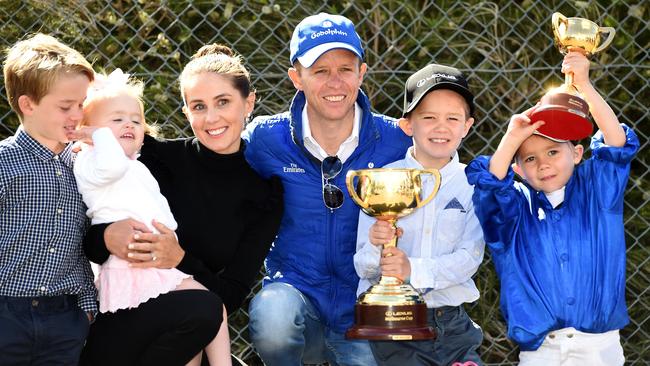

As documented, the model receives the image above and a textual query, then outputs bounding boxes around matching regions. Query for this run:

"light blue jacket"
[243,90,411,332]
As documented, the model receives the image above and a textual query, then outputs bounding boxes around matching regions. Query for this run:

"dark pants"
[370,305,483,366]
[80,289,222,366]
[0,295,89,366]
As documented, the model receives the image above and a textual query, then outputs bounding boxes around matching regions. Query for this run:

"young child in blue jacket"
[466,51,639,365]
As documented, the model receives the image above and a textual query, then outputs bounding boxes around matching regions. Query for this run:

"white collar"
[404,146,460,187]
[302,102,361,162]
[545,186,566,208]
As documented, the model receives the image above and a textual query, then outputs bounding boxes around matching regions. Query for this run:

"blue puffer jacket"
[243,90,411,332]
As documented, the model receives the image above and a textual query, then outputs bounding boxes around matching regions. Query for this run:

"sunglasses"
[321,156,344,210]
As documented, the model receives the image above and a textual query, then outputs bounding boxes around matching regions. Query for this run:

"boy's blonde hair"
[180,43,253,104]
[82,69,157,136]
[3,33,94,121]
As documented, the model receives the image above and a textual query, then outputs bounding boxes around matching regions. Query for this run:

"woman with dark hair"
[80,44,283,366]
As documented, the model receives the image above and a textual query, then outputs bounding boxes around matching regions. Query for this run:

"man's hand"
[127,220,185,269]
[380,247,411,283]
[104,218,151,261]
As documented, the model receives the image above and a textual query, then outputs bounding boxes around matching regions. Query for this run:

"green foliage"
[1,0,647,364]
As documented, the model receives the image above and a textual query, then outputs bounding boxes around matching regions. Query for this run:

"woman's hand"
[127,220,185,269]
[104,218,151,261]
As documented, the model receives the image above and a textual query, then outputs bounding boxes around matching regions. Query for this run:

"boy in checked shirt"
[0,33,97,365]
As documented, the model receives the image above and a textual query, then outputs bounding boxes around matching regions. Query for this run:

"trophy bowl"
[345,168,441,341]
[530,12,615,141]
[551,12,616,56]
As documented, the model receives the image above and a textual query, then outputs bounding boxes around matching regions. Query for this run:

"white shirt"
[302,102,361,162]
[354,147,485,308]
[545,186,566,208]
[73,127,177,232]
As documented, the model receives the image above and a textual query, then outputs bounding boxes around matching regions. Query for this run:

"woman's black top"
[83,135,283,312]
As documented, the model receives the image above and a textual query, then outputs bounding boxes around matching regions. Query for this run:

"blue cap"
[289,13,364,68]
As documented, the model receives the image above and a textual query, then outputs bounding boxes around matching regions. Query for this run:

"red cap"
[529,91,593,141]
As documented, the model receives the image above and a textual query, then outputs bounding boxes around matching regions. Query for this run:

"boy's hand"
[380,247,411,283]
[562,50,591,91]
[502,105,545,148]
[369,220,402,246]
[67,126,98,144]
[490,105,545,179]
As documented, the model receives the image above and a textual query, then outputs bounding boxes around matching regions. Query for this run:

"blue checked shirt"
[0,128,97,313]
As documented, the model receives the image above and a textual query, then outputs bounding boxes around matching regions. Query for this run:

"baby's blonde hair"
[3,33,94,121]
[82,70,157,136]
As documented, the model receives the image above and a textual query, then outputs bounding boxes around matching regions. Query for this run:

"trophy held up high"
[529,12,615,141]
[345,168,441,341]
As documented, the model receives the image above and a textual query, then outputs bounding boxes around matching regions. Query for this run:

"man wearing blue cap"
[243,13,412,366]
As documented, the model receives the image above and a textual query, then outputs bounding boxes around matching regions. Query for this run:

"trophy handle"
[551,12,568,47]
[565,71,575,87]
[345,170,369,209]
[593,26,616,53]
[414,169,441,208]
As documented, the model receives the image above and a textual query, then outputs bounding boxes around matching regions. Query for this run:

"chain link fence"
[1,1,647,364]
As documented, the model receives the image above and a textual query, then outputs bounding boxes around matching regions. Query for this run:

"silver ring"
[152,254,157,261]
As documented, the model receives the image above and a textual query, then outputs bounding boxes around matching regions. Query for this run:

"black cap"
[403,64,475,117]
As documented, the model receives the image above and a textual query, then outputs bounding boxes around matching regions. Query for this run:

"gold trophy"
[345,168,441,340]
[530,12,615,140]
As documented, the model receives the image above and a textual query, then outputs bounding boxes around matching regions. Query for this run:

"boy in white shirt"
[354,64,485,365]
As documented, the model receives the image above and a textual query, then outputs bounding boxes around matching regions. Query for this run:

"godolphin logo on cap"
[416,73,459,88]
[310,28,348,40]
[290,13,364,67]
